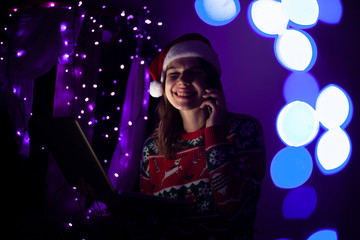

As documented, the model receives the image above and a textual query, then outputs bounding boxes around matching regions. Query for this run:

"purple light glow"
[17,50,25,57]
[88,104,94,111]
[60,23,67,32]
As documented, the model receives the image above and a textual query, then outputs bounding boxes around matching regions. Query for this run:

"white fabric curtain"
[0,6,85,157]
[107,58,150,192]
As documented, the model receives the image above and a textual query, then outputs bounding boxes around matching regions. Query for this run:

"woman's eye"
[167,73,179,78]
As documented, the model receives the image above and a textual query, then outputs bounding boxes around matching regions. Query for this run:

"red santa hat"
[148,33,221,98]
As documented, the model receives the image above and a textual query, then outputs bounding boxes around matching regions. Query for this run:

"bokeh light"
[283,72,320,107]
[281,0,319,28]
[317,0,343,24]
[248,0,288,37]
[270,146,313,189]
[307,229,338,240]
[316,127,351,175]
[195,0,241,26]
[276,101,319,147]
[282,186,317,219]
[275,29,317,71]
[315,84,353,130]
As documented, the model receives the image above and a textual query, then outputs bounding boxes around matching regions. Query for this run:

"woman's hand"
[200,89,228,127]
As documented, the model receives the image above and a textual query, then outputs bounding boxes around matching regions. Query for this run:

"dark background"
[2,0,359,239]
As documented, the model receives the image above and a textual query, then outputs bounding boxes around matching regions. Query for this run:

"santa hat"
[148,33,221,98]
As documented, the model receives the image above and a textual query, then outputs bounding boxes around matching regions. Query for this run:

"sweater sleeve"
[204,115,266,216]
[139,137,155,194]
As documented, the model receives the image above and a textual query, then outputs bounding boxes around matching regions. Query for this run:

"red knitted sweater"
[140,113,265,221]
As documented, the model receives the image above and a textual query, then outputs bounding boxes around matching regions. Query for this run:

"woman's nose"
[178,72,192,85]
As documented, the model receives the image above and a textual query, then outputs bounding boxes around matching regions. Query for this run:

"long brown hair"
[154,58,222,159]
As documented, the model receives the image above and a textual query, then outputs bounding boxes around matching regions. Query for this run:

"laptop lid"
[30,117,115,196]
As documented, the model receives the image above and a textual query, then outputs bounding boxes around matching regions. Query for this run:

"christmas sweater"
[140,113,265,219]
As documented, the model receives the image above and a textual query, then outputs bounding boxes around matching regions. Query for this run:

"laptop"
[29,117,193,214]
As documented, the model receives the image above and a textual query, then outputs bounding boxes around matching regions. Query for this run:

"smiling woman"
[140,33,266,239]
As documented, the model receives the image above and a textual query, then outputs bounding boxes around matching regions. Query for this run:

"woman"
[140,33,266,239]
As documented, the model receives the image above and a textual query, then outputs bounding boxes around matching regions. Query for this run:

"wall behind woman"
[148,0,360,239]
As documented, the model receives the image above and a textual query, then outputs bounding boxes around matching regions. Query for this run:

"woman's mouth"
[174,90,196,98]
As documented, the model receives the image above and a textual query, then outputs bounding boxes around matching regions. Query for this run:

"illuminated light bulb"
[125,153,129,157]
[59,53,70,64]
[106,116,110,120]
[82,84,86,88]
[60,23,67,32]
[133,27,138,31]
[98,68,102,72]
[17,50,25,57]
[114,173,119,178]
[118,39,123,43]
[140,60,145,65]
[128,121,133,126]
[48,2,55,7]
[88,121,93,125]
[317,0,343,24]
[248,0,288,36]
[88,104,94,111]
[67,102,71,106]
[81,53,86,59]
[80,110,85,114]
[144,116,148,120]
[195,0,240,26]
[157,22,163,26]
[282,186,317,219]
[102,5,106,9]
[114,127,118,131]
[145,19,151,24]
[281,0,319,28]
[116,106,121,111]
[307,229,338,240]
[315,84,353,129]
[78,115,81,119]
[93,84,97,88]
[92,19,97,23]
[84,97,89,102]
[316,127,351,175]
[270,146,313,189]
[94,41,99,45]
[99,24,103,28]
[104,159,108,163]
[78,1,83,7]
[147,36,151,40]
[121,11,125,17]
[283,72,319,107]
[110,92,115,96]
[105,134,109,138]
[276,101,319,147]
[120,64,125,69]
[275,29,317,71]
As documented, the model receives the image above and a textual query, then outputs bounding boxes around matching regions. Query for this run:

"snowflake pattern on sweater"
[140,113,266,218]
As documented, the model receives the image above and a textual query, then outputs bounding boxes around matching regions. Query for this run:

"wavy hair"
[153,58,222,159]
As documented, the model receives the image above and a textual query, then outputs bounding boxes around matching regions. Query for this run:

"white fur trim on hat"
[160,40,221,83]
[149,80,164,98]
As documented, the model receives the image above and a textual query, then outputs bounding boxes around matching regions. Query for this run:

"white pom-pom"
[149,81,164,98]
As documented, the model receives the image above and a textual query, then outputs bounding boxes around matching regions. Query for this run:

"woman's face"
[164,57,207,111]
